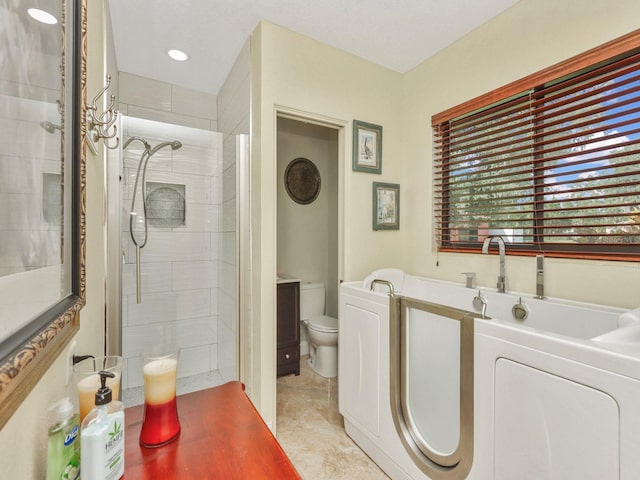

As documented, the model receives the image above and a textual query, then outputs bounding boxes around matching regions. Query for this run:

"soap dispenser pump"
[81,370,125,480]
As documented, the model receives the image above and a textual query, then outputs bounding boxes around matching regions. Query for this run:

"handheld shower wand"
[125,137,182,303]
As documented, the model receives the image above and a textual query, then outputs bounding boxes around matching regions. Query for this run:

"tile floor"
[276,357,390,479]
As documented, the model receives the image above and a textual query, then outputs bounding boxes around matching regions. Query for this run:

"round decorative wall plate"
[284,157,321,205]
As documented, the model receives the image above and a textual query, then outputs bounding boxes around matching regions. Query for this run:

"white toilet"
[300,282,338,378]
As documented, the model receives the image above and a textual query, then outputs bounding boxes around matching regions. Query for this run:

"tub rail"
[389,295,481,480]
[370,279,395,296]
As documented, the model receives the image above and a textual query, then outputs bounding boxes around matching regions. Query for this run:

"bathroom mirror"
[0,0,86,428]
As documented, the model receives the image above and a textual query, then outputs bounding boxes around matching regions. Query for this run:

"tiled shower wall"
[118,73,228,388]
[216,39,250,383]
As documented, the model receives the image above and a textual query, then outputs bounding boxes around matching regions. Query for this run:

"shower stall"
[106,115,247,397]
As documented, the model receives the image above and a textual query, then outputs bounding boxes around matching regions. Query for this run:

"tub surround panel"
[493,359,619,479]
[339,303,381,436]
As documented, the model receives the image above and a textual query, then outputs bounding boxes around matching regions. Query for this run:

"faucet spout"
[482,236,506,293]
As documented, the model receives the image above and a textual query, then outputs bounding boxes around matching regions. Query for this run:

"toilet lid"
[307,315,338,332]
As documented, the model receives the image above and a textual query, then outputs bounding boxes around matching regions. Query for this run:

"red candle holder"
[139,347,181,448]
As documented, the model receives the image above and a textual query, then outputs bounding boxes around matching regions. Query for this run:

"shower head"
[122,136,151,151]
[40,121,61,134]
[148,140,182,156]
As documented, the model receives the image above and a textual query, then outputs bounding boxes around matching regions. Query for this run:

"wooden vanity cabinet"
[277,281,300,377]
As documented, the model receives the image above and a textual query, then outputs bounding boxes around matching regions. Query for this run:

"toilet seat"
[307,314,338,333]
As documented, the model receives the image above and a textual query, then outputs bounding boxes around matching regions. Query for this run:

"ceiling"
[108,0,521,95]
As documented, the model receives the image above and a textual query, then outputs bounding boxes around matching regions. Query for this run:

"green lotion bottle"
[45,397,81,480]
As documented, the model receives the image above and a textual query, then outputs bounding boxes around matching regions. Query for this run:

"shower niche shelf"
[145,182,186,227]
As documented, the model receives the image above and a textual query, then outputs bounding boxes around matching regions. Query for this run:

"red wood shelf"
[123,381,301,479]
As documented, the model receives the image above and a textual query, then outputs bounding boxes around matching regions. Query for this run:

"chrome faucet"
[482,236,506,293]
[461,272,476,289]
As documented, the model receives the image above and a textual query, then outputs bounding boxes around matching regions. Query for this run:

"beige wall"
[0,1,107,477]
[251,21,404,426]
[402,0,640,309]
[250,2,640,427]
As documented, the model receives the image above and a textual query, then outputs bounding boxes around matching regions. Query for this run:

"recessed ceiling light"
[168,49,189,62]
[28,8,58,25]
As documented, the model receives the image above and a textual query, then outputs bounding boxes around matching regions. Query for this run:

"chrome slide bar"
[389,295,481,479]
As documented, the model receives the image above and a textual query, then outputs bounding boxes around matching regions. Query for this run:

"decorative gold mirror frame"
[0,0,87,429]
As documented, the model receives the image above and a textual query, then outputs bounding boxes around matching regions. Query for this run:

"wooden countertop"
[123,381,301,479]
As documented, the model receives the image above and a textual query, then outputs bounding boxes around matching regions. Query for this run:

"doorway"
[277,116,339,311]
[274,111,342,440]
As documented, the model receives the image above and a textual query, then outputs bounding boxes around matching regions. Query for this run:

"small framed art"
[353,120,382,173]
[373,182,400,230]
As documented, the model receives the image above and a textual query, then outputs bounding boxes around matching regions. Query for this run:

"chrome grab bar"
[389,295,482,479]
[370,279,395,296]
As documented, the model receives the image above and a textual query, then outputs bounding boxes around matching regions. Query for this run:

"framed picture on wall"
[373,182,400,230]
[352,120,382,173]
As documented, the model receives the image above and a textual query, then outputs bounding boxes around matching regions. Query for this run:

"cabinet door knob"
[285,353,291,359]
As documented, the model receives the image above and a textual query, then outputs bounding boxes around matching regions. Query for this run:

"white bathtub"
[338,272,640,480]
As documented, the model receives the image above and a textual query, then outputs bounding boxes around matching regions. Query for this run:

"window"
[433,31,640,260]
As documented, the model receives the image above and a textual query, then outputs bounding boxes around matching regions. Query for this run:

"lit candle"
[142,358,178,404]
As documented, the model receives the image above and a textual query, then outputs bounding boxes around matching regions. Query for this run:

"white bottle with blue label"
[80,370,125,480]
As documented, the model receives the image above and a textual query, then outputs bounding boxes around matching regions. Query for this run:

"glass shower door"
[107,115,245,394]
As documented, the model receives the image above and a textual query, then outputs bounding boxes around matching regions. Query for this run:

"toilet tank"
[300,282,325,320]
